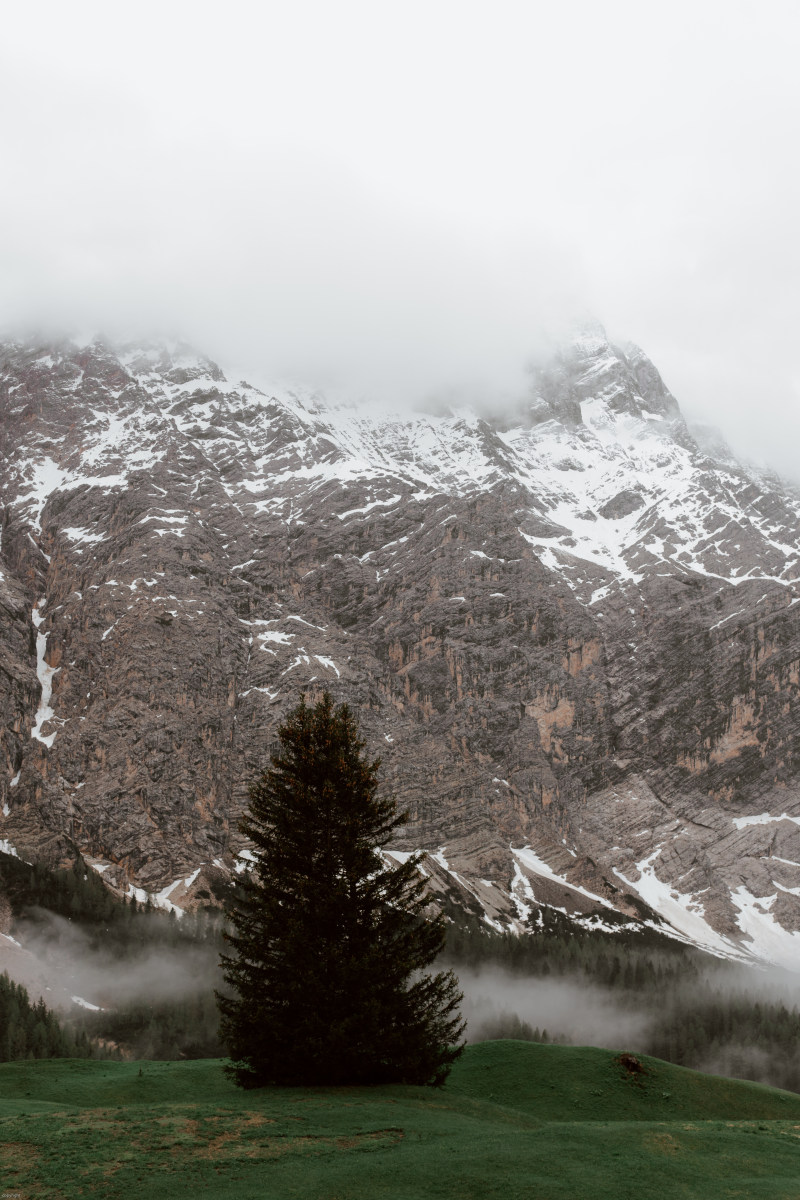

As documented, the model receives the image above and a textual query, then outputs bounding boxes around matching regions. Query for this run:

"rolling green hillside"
[2,1042,800,1199]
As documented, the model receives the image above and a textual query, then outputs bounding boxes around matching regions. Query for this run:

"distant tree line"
[76,992,224,1060]
[441,905,702,987]
[0,849,225,954]
[443,918,800,1094]
[0,972,93,1062]
[650,989,800,1095]
[0,851,127,927]
[0,849,225,1060]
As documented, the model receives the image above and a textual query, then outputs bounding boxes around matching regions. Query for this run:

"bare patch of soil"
[616,1053,649,1082]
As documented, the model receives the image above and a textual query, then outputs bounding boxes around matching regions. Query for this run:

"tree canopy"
[217,692,464,1087]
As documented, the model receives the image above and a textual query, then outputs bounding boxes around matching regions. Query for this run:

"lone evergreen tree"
[217,692,465,1087]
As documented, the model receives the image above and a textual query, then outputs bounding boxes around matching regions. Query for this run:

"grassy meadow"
[2,1041,800,1199]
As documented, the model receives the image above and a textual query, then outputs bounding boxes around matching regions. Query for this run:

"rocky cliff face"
[2,328,800,966]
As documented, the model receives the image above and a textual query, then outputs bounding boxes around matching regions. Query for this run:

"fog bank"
[14,911,220,1011]
[1,2,799,476]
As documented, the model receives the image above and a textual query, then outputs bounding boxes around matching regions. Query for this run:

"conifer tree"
[217,692,465,1087]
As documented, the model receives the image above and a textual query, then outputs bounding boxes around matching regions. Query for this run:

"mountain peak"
[522,325,682,431]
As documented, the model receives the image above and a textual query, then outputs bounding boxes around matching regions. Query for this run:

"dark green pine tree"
[217,692,465,1088]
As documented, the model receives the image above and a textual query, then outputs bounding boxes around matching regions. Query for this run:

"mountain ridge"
[2,326,800,968]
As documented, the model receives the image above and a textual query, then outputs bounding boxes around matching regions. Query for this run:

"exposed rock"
[597,490,644,520]
[1,328,800,967]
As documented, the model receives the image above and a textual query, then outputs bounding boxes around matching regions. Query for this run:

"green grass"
[2,1042,800,1199]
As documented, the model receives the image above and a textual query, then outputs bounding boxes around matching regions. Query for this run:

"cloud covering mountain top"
[1,0,799,475]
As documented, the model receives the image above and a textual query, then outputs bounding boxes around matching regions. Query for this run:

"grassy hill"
[2,1041,800,1199]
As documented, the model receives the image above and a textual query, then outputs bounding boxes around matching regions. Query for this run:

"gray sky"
[2,1,800,476]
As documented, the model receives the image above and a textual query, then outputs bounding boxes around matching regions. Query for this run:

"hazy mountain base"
[446,922,800,1095]
[0,971,93,1062]
[4,850,800,1093]
[2,1044,800,1200]
[73,922,800,1093]
[0,849,225,1058]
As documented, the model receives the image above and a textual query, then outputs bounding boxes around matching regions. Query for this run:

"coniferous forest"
[442,918,800,1096]
[0,971,94,1062]
[2,848,800,1093]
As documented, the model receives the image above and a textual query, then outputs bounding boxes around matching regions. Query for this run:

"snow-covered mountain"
[2,326,800,969]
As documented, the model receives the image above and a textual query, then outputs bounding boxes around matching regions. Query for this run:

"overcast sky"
[2,1,799,475]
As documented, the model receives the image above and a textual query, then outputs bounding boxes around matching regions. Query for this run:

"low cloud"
[454,959,800,1093]
[14,910,220,1011]
[458,967,652,1049]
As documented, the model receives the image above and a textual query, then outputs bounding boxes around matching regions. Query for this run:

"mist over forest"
[2,850,800,1093]
[459,960,800,1096]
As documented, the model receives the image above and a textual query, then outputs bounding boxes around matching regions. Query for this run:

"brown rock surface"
[1,329,800,965]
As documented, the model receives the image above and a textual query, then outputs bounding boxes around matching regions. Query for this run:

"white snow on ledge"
[511,845,615,910]
[62,526,106,545]
[154,877,184,915]
[72,995,102,1011]
[236,849,256,874]
[730,885,800,971]
[184,866,202,889]
[121,865,208,916]
[612,850,748,962]
[314,655,340,676]
[733,812,800,830]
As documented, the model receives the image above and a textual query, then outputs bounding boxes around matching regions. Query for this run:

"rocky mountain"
[2,325,800,969]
